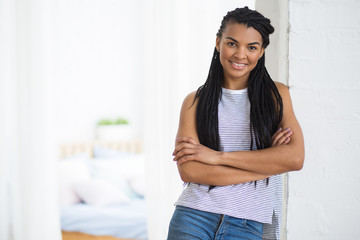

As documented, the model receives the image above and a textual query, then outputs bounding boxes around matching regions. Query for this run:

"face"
[216,23,264,89]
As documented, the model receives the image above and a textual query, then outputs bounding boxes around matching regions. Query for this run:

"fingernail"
[278,127,282,131]
[285,128,290,131]
[288,130,292,134]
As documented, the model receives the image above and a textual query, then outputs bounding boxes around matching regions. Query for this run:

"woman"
[167,6,304,240]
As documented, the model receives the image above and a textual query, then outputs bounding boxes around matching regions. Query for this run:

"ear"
[216,37,220,52]
[259,48,265,59]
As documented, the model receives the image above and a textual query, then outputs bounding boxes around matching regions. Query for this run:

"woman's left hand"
[173,137,221,166]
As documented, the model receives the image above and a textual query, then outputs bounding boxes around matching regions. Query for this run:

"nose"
[234,47,246,59]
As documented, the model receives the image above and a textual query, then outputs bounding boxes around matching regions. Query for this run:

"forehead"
[221,23,263,43]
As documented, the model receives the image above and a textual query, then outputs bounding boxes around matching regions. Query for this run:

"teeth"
[232,62,245,67]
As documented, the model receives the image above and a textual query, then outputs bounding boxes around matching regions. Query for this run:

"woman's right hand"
[271,127,293,146]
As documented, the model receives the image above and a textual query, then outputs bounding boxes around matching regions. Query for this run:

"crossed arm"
[173,82,304,186]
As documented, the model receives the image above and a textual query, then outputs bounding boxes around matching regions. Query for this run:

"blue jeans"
[167,206,263,240]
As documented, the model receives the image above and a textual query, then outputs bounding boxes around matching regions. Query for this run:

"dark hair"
[194,7,283,189]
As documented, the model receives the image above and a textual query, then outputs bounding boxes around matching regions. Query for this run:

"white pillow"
[72,179,131,206]
[58,183,81,206]
[57,159,91,205]
[88,155,146,198]
[89,154,145,179]
[128,175,146,197]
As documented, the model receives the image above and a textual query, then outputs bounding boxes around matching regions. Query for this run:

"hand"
[173,137,221,165]
[271,127,293,147]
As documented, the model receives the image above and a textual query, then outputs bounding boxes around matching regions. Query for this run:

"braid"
[195,7,283,190]
[195,48,222,151]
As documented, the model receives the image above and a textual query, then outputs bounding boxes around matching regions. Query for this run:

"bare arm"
[178,161,269,186]
[174,83,304,176]
[220,83,304,174]
[175,92,276,185]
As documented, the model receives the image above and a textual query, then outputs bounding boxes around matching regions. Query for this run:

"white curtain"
[0,0,61,239]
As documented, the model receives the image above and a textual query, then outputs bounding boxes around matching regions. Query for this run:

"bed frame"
[62,230,131,240]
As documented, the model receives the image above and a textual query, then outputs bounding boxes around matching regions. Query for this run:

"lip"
[230,61,247,70]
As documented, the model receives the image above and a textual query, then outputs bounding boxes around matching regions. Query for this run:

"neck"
[223,79,248,90]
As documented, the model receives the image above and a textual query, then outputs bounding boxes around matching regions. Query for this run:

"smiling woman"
[216,23,264,89]
[167,6,304,240]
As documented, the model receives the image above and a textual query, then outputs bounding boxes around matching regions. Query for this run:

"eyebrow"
[225,37,239,43]
[225,37,261,46]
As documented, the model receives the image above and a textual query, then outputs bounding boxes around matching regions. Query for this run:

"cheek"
[219,48,234,63]
[219,48,229,58]
[247,56,261,71]
[249,54,261,65]
[218,50,228,66]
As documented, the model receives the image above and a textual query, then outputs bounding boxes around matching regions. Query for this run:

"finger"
[272,128,287,145]
[173,148,197,162]
[272,128,289,146]
[272,128,291,146]
[274,130,293,146]
[173,142,196,156]
[177,155,195,165]
[271,127,282,142]
[278,136,290,145]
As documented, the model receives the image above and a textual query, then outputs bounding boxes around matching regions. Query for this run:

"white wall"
[255,1,290,238]
[287,0,360,239]
[256,0,289,85]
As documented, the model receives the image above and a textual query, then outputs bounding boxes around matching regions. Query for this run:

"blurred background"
[0,0,359,240]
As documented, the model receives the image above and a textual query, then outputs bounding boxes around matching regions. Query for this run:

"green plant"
[114,118,129,125]
[97,118,129,126]
[97,119,113,126]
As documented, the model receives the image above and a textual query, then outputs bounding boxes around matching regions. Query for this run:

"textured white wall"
[287,0,360,239]
[255,1,289,239]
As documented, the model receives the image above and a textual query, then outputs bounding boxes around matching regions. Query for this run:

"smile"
[230,61,246,70]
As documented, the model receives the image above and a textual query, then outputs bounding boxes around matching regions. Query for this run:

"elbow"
[292,153,305,171]
[179,170,191,183]
[293,159,304,171]
[178,163,194,183]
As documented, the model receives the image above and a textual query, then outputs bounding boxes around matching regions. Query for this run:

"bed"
[58,139,147,240]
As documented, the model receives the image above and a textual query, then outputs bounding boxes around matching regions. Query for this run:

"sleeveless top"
[175,87,282,239]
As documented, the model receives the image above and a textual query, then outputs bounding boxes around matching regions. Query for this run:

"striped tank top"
[175,87,282,239]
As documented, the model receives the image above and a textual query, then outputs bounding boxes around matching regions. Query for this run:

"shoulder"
[177,90,199,141]
[181,90,198,111]
[274,81,289,94]
[274,81,291,102]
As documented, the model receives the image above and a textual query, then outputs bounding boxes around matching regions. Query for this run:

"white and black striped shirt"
[175,87,282,239]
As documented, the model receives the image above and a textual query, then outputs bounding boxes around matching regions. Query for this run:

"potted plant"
[95,117,134,140]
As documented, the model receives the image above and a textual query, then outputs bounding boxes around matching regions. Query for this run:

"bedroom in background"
[3,0,360,239]
[0,0,285,240]
[0,0,148,239]
[52,0,148,239]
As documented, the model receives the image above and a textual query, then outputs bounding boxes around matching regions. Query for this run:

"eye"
[249,46,258,50]
[227,42,236,47]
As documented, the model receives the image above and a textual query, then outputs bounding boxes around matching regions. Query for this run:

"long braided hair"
[195,7,283,189]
